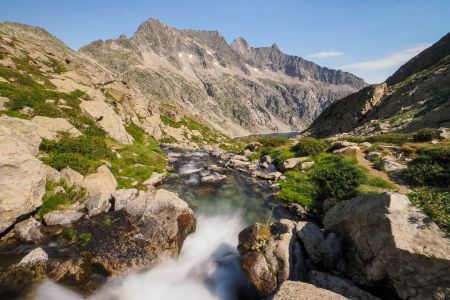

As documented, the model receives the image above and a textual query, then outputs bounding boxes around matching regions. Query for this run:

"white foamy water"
[36,214,249,300]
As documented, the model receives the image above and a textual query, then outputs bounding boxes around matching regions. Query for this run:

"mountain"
[80,18,366,136]
[306,33,450,137]
[0,22,231,148]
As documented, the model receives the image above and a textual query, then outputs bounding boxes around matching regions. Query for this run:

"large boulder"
[13,218,43,243]
[238,220,306,298]
[18,247,48,265]
[282,157,308,170]
[76,189,196,274]
[32,116,81,140]
[43,210,84,226]
[324,192,450,300]
[80,100,133,144]
[274,280,348,300]
[308,271,380,300]
[0,116,46,234]
[81,165,117,198]
[60,167,84,187]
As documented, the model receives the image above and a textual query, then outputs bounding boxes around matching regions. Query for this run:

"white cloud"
[341,43,431,71]
[308,51,344,59]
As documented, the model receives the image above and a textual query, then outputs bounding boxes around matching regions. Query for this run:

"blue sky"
[1,0,449,83]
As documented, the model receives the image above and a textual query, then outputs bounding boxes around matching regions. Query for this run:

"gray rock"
[301,161,315,170]
[60,167,84,188]
[233,154,249,161]
[379,157,407,172]
[365,152,382,162]
[274,280,348,300]
[238,220,305,298]
[18,248,48,265]
[200,172,227,184]
[0,96,9,110]
[44,165,61,183]
[0,116,45,234]
[333,145,360,153]
[324,192,450,300]
[227,159,251,169]
[43,210,84,226]
[113,188,138,211]
[261,155,272,164]
[252,171,282,181]
[309,271,380,300]
[14,218,43,243]
[80,100,133,144]
[85,193,111,217]
[283,157,309,170]
[296,222,324,264]
[143,172,166,186]
[81,165,117,197]
[32,116,82,140]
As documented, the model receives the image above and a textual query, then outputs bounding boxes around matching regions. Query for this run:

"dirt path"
[354,149,411,194]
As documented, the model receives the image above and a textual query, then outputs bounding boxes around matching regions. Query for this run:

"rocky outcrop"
[60,167,84,187]
[80,100,133,144]
[0,116,46,234]
[43,210,83,226]
[238,221,306,298]
[143,172,166,186]
[324,192,450,300]
[32,116,82,140]
[274,280,348,300]
[307,33,450,137]
[18,247,48,265]
[282,157,308,170]
[13,218,43,243]
[80,18,366,136]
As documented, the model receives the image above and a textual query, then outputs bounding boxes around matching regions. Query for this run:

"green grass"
[111,139,167,189]
[409,189,450,237]
[292,137,330,156]
[40,133,115,175]
[276,151,396,213]
[345,133,413,144]
[125,122,147,144]
[37,181,86,217]
[160,114,182,128]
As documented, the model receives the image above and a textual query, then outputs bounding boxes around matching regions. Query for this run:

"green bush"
[409,189,450,236]
[261,147,296,166]
[291,137,329,156]
[346,133,412,144]
[310,155,364,201]
[403,146,450,186]
[40,134,114,174]
[412,128,442,142]
[255,136,289,148]
[37,183,86,217]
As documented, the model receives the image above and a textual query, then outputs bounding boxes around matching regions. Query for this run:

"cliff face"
[80,18,366,136]
[307,33,450,137]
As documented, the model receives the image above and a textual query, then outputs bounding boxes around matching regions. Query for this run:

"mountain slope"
[0,22,229,148]
[80,18,366,136]
[306,33,450,137]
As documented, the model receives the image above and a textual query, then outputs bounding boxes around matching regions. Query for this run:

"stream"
[35,149,280,300]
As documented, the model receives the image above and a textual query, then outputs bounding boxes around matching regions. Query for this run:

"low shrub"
[409,189,450,236]
[403,146,450,187]
[255,136,289,148]
[310,154,364,201]
[37,182,86,217]
[412,128,442,142]
[346,133,412,144]
[291,137,329,156]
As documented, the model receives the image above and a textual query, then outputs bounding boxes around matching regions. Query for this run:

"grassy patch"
[409,189,450,237]
[292,137,330,156]
[40,133,114,174]
[160,114,182,128]
[37,182,86,217]
[125,122,147,144]
[111,140,167,189]
[346,133,413,144]
[277,171,317,207]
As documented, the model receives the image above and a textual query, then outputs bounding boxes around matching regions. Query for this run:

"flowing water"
[35,150,279,300]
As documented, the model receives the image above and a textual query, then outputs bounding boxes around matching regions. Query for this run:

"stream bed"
[35,149,280,300]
